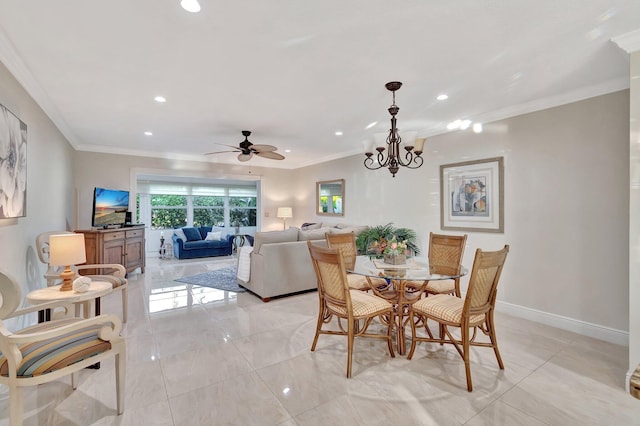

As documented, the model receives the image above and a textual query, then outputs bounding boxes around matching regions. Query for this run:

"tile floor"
[1,255,639,425]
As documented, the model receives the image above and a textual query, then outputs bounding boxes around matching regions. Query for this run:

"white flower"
[0,106,27,218]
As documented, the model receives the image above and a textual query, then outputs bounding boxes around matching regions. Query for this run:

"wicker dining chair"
[0,270,126,425]
[307,241,395,378]
[325,232,387,292]
[406,232,467,298]
[407,245,509,391]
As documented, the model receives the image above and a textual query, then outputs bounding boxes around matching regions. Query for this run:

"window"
[137,180,258,230]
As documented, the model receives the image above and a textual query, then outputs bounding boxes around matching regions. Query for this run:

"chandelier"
[364,81,425,177]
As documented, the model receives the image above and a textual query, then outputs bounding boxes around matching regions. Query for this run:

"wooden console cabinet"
[76,226,146,274]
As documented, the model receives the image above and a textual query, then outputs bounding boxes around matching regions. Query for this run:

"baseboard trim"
[495,300,629,347]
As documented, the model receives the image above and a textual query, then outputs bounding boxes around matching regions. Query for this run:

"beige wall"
[0,60,75,305]
[296,91,630,335]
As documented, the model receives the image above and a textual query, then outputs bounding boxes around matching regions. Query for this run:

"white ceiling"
[0,1,638,169]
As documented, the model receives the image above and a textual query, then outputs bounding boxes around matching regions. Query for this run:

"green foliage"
[355,222,421,255]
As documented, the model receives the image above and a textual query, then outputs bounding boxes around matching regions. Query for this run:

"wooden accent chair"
[0,270,126,425]
[407,245,509,391]
[307,241,395,378]
[406,232,467,298]
[325,232,386,292]
[36,231,129,322]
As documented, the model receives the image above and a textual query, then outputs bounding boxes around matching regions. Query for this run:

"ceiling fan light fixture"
[180,0,201,13]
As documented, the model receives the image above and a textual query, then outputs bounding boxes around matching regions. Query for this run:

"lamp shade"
[277,207,293,219]
[49,233,87,266]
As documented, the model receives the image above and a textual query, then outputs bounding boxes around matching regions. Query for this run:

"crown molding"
[612,29,640,54]
[0,24,80,148]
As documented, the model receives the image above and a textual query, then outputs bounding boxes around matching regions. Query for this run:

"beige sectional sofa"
[237,223,368,302]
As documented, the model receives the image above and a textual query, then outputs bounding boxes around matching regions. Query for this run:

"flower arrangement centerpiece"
[357,223,420,259]
[381,236,408,265]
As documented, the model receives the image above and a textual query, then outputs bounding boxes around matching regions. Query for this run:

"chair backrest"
[307,241,351,312]
[325,231,357,270]
[429,232,467,275]
[463,245,509,315]
[0,270,22,320]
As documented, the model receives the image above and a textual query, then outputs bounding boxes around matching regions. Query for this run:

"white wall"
[629,51,640,378]
[0,60,75,301]
[295,91,630,336]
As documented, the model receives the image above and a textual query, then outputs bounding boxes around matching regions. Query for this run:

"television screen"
[92,187,130,227]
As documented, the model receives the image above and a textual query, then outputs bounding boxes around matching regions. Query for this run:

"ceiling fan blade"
[204,150,238,155]
[250,144,278,152]
[256,151,285,160]
[238,152,253,162]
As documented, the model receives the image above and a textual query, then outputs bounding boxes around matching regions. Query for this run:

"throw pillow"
[174,228,187,242]
[330,225,369,237]
[301,222,322,231]
[199,226,213,239]
[183,227,202,241]
[205,231,222,241]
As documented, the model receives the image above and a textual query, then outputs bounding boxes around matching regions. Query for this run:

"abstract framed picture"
[0,103,27,219]
[440,157,503,233]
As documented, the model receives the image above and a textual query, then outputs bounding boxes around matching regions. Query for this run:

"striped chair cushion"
[413,294,485,325]
[426,279,455,294]
[0,319,111,377]
[347,274,370,291]
[327,290,392,317]
[87,275,127,288]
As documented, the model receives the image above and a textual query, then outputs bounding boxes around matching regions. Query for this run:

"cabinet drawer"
[126,229,143,238]
[104,231,125,241]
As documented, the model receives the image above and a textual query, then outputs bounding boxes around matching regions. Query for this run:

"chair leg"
[346,320,355,378]
[439,323,445,345]
[407,311,418,360]
[121,287,128,323]
[116,350,125,415]
[311,300,325,352]
[461,326,473,392]
[9,385,23,426]
[487,311,504,369]
[387,310,395,358]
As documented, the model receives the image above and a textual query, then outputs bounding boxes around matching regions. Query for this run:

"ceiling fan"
[205,130,285,162]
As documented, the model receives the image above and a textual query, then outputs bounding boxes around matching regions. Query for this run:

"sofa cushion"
[183,240,229,250]
[253,227,299,254]
[298,227,332,241]
[183,227,202,241]
[199,226,213,239]
[174,228,187,242]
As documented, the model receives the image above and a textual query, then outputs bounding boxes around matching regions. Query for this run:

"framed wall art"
[440,157,503,233]
[0,103,27,219]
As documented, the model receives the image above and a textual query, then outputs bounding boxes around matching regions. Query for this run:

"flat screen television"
[91,187,130,228]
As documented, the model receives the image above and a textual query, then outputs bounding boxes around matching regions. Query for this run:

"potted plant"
[355,222,420,256]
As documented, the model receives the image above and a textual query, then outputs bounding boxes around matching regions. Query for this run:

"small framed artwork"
[0,103,27,219]
[440,157,503,233]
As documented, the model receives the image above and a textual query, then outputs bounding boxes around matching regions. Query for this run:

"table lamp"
[277,207,293,230]
[49,233,87,291]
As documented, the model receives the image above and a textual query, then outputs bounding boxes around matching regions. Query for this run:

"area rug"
[174,267,246,293]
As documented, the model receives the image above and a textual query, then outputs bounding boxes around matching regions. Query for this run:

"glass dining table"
[348,255,468,355]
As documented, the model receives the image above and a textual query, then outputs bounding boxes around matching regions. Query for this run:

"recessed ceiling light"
[284,149,291,153]
[180,0,201,13]
[473,123,483,133]
[447,119,462,130]
[154,96,166,103]
[437,94,449,101]
[335,131,343,136]
[144,131,153,136]
[365,121,377,129]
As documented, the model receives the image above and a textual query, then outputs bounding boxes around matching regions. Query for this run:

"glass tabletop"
[349,255,468,281]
